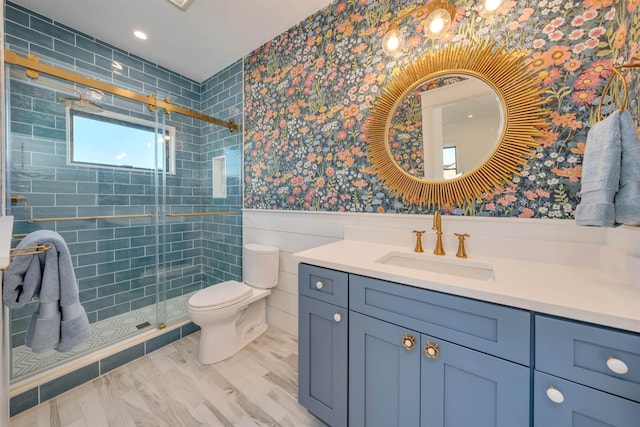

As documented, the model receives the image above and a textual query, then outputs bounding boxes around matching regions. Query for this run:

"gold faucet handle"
[454,233,470,258]
[412,230,425,253]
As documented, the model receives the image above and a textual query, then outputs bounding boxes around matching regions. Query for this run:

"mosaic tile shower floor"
[11,292,195,381]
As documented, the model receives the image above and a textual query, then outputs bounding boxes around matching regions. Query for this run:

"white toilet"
[187,243,279,364]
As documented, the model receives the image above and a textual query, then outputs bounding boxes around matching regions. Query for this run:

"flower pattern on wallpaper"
[244,0,640,217]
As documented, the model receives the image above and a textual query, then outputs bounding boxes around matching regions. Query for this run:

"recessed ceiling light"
[467,114,474,118]
[133,30,148,40]
[167,0,195,11]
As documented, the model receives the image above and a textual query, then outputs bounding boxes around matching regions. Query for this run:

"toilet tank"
[243,244,279,289]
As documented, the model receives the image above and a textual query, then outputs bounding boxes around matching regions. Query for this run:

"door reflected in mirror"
[388,75,504,181]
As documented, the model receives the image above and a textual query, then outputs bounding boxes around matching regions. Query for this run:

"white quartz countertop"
[294,239,640,334]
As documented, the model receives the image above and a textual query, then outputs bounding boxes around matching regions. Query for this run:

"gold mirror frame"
[367,41,549,207]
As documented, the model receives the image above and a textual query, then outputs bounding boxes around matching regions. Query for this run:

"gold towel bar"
[166,212,235,217]
[28,214,154,223]
[1,245,52,271]
[25,212,235,222]
[10,245,51,256]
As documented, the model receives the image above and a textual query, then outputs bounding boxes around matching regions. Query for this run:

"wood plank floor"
[10,328,326,427]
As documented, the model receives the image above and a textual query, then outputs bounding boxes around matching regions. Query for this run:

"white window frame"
[66,108,176,174]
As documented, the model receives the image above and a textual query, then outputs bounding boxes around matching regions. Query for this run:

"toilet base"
[196,297,268,365]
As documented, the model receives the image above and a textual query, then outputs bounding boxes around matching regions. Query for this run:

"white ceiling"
[10,0,335,82]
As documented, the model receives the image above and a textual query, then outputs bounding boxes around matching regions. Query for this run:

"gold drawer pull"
[402,333,416,351]
[546,386,565,404]
[606,356,629,375]
[424,340,439,359]
[333,313,342,323]
[315,281,324,289]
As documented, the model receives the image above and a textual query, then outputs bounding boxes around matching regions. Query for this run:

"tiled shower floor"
[11,293,195,381]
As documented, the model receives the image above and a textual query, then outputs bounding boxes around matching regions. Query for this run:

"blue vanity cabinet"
[298,264,348,427]
[534,315,640,426]
[348,311,421,427]
[349,274,531,427]
[420,334,530,427]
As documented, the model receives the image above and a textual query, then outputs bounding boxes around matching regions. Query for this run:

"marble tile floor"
[10,327,325,427]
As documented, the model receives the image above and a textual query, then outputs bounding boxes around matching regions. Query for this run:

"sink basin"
[376,251,495,282]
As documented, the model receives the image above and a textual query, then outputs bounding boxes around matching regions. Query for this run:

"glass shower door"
[5,61,171,380]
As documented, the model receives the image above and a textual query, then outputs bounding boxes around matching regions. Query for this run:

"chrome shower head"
[58,96,104,113]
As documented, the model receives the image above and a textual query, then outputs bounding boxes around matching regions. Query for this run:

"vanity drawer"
[534,371,640,426]
[349,274,531,365]
[299,263,348,308]
[536,315,640,403]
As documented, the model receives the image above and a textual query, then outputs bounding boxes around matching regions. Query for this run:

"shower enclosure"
[3,49,242,383]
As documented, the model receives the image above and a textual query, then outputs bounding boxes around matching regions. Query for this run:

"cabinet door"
[349,311,421,427]
[298,295,348,427]
[421,335,530,427]
[534,371,640,427]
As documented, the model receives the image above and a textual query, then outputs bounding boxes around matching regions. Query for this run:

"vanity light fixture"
[381,0,457,56]
[167,0,195,11]
[381,22,405,56]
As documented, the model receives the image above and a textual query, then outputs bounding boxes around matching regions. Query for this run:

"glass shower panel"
[157,107,207,326]
[5,62,170,380]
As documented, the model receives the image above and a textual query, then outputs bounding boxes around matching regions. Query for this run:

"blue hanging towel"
[575,110,622,226]
[614,110,640,224]
[3,230,90,353]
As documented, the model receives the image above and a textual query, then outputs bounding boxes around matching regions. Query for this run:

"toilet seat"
[188,281,253,310]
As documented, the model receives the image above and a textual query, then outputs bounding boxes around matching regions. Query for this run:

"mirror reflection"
[388,75,504,181]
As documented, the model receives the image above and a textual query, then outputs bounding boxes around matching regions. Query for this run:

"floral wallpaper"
[243,0,640,218]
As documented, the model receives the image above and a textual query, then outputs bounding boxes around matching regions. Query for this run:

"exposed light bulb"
[485,0,502,11]
[424,8,451,38]
[382,25,405,56]
[386,35,400,51]
[429,17,445,34]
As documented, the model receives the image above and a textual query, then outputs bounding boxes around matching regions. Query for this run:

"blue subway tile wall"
[5,1,243,353]
[199,59,244,285]
[39,362,100,402]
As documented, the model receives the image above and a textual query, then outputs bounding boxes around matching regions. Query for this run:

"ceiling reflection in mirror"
[388,75,504,181]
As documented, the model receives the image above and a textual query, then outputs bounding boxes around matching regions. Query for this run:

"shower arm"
[4,50,240,132]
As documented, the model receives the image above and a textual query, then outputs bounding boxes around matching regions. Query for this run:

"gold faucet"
[412,230,425,253]
[454,233,470,258]
[432,212,445,255]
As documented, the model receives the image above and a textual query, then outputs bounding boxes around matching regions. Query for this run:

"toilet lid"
[188,281,253,309]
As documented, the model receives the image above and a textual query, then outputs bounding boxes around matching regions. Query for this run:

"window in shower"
[67,109,176,174]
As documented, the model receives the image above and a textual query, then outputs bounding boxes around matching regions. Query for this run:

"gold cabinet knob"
[402,333,416,350]
[424,340,439,359]
[412,230,425,253]
[333,313,342,323]
[454,233,470,258]
[315,281,324,289]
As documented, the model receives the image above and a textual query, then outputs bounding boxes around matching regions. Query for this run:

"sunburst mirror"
[366,41,549,207]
